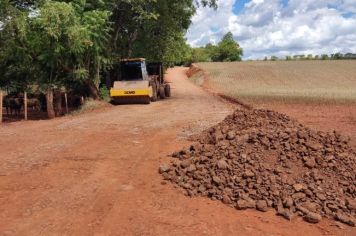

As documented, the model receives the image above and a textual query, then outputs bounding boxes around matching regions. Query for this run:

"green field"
[194,60,356,104]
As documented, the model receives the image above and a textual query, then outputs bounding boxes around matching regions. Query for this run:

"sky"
[186,0,356,59]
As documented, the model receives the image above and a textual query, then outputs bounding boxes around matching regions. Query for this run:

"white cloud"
[186,0,356,59]
[187,0,235,46]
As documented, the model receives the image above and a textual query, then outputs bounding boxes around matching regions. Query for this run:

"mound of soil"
[160,109,356,226]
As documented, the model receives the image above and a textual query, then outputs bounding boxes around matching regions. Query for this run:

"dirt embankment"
[186,64,252,110]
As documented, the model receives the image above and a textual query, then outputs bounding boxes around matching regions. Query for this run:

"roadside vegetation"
[0,0,217,119]
[265,53,356,61]
[187,32,243,64]
[193,60,356,104]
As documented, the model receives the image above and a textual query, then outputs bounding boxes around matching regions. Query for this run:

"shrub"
[100,86,110,102]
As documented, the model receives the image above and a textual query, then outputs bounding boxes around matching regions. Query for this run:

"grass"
[70,99,109,115]
[194,60,356,104]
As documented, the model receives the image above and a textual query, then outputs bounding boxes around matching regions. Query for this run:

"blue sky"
[187,0,356,59]
[233,0,290,14]
[233,0,250,14]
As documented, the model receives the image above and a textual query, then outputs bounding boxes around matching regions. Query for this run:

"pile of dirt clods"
[160,109,356,226]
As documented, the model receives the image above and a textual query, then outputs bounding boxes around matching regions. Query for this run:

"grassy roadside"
[70,99,111,116]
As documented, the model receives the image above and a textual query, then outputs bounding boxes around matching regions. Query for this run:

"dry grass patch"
[195,60,356,104]
[71,99,110,115]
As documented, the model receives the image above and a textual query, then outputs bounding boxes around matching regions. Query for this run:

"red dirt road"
[0,68,354,236]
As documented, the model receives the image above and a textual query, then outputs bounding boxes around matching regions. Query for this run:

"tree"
[31,2,83,118]
[31,1,111,117]
[321,54,329,60]
[204,43,218,60]
[129,0,194,65]
[0,0,219,117]
[75,8,111,99]
[211,32,243,62]
[332,52,343,60]
[186,32,244,63]
[270,56,278,61]
[0,0,41,95]
[190,47,211,63]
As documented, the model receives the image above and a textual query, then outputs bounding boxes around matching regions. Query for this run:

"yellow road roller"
[110,58,171,104]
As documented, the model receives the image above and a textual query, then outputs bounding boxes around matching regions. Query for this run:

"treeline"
[265,53,356,61]
[0,0,217,118]
[186,32,243,64]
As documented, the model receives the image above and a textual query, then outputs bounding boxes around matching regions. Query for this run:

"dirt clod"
[277,206,294,221]
[304,212,322,224]
[158,164,171,174]
[335,213,356,227]
[293,184,305,192]
[161,109,356,226]
[256,200,268,212]
[236,199,256,210]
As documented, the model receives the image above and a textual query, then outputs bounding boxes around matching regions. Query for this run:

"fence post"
[65,92,69,114]
[0,90,3,124]
[24,91,28,121]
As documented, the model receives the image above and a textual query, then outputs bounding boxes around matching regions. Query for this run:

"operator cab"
[119,58,149,81]
[147,62,164,84]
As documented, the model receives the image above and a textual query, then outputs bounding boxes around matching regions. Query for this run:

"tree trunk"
[24,91,27,121]
[0,90,3,123]
[54,90,62,116]
[94,60,101,88]
[46,89,55,119]
[85,80,101,100]
[64,92,69,114]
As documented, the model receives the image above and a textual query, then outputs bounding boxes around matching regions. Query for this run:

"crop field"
[195,60,356,104]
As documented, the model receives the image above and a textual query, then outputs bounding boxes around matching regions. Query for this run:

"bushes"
[100,86,110,102]
[188,32,243,63]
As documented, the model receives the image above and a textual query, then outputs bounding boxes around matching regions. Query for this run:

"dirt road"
[0,68,354,236]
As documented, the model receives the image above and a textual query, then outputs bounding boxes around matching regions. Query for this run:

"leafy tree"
[332,52,343,60]
[0,0,35,92]
[0,0,219,119]
[204,43,218,60]
[321,54,329,60]
[130,0,195,65]
[74,7,111,99]
[307,54,313,60]
[190,47,211,63]
[197,0,218,8]
[211,32,243,62]
[31,1,85,118]
[127,0,220,66]
[186,33,243,63]
[32,1,112,116]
